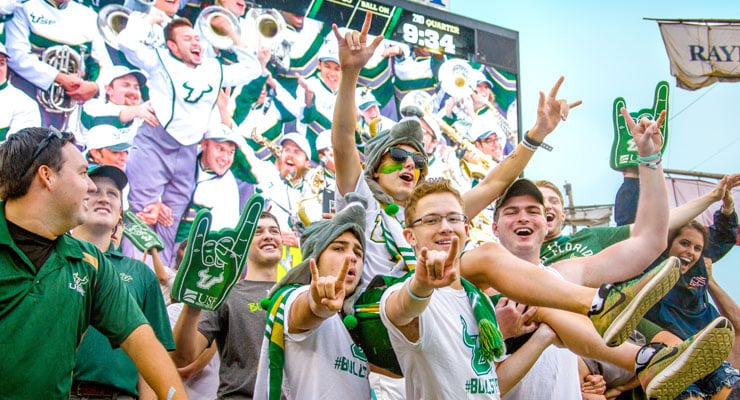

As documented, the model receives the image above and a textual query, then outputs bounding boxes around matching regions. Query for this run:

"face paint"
[413,169,420,180]
[379,162,404,174]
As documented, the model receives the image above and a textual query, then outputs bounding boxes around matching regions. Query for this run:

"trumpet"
[37,45,84,114]
[98,0,155,48]
[438,59,514,141]
[245,7,291,72]
[197,6,242,50]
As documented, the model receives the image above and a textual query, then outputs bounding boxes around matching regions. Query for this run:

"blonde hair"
[405,178,465,227]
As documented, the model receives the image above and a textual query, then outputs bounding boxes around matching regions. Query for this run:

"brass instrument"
[246,7,291,72]
[297,163,329,227]
[247,98,282,158]
[37,45,84,114]
[439,59,514,143]
[196,6,242,50]
[98,0,155,48]
[399,90,494,179]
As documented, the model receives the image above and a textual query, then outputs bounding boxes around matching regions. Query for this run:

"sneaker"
[590,257,680,347]
[638,316,734,400]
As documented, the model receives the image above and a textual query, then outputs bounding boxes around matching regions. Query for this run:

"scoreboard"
[249,0,521,136]
[250,0,518,73]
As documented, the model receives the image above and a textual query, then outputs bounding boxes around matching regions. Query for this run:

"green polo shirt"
[0,203,148,399]
[539,225,631,266]
[73,245,175,396]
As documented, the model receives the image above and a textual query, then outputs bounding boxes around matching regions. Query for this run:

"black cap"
[493,179,544,217]
[88,165,128,191]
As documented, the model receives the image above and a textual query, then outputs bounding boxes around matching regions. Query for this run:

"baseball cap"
[318,41,339,64]
[493,179,544,218]
[315,129,332,152]
[86,125,133,152]
[473,69,493,89]
[88,164,128,191]
[356,88,379,111]
[467,119,505,144]
[204,124,243,146]
[104,65,147,87]
[0,43,10,59]
[279,132,312,159]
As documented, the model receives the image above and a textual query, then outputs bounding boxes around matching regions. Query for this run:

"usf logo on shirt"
[461,316,499,395]
[182,81,214,103]
[333,343,368,378]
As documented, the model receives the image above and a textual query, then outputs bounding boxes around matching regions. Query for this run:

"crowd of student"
[1,1,739,399]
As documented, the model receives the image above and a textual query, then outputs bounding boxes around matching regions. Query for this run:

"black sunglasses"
[24,127,71,174]
[386,146,426,170]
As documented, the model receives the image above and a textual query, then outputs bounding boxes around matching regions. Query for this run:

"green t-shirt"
[539,225,631,266]
[0,206,148,399]
[73,246,175,395]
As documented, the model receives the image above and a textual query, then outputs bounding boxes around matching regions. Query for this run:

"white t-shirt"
[380,283,501,399]
[504,264,580,400]
[254,286,372,400]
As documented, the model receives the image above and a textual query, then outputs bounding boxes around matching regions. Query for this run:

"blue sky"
[450,1,740,301]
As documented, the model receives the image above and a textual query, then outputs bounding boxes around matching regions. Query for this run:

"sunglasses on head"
[386,146,426,169]
[24,127,73,174]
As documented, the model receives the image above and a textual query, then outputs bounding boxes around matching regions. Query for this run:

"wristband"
[637,158,661,169]
[406,279,432,301]
[522,131,553,152]
[637,152,661,163]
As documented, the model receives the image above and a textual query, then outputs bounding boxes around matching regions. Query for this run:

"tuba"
[98,0,154,48]
[246,7,290,72]
[37,45,84,114]
[197,6,242,50]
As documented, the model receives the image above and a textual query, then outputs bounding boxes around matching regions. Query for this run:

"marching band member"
[0,43,40,139]
[6,0,112,128]
[117,16,266,265]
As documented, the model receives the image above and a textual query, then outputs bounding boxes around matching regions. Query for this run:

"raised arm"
[384,238,460,341]
[463,77,582,218]
[664,174,740,237]
[288,257,351,332]
[331,13,384,195]
[560,109,668,287]
[171,304,211,367]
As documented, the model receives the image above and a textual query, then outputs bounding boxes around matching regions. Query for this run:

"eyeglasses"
[386,146,426,170]
[409,213,468,228]
[24,127,71,174]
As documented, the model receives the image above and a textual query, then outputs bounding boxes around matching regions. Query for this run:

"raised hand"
[619,107,666,157]
[123,210,165,252]
[308,256,351,318]
[172,194,264,310]
[529,76,582,141]
[494,297,538,339]
[414,236,461,290]
[611,81,669,170]
[332,12,384,72]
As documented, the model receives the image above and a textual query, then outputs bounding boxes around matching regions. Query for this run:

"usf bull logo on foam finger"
[610,81,669,171]
[123,210,165,252]
[172,194,265,311]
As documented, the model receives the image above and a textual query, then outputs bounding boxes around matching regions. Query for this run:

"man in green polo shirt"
[70,165,175,399]
[0,127,186,399]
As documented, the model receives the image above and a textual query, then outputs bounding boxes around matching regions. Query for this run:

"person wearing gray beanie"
[330,14,584,286]
[254,197,372,400]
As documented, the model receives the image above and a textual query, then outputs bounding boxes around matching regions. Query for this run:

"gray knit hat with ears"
[363,117,427,206]
[268,193,368,298]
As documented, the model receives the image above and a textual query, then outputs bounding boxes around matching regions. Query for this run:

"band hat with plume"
[268,193,368,298]
[363,117,427,206]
